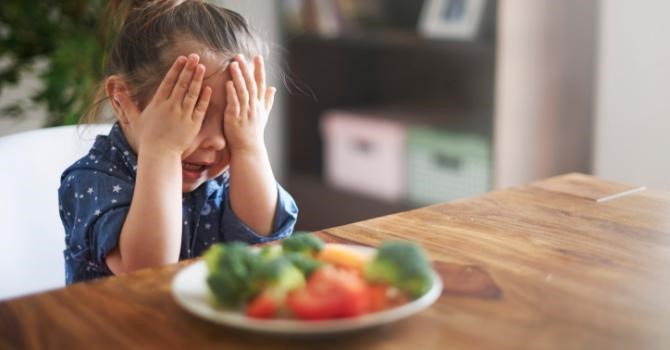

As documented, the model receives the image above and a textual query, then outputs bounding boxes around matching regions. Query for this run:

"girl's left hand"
[224,54,276,154]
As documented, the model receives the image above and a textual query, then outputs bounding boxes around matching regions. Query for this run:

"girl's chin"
[180,166,226,192]
[182,169,206,192]
[182,182,202,193]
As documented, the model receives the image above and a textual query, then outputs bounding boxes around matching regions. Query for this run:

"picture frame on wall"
[418,0,487,40]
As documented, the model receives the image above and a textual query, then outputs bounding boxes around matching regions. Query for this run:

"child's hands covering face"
[115,54,212,156]
[223,54,276,154]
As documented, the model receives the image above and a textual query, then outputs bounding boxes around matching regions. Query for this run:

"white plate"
[171,244,443,335]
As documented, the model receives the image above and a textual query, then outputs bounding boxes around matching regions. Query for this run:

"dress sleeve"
[59,169,133,273]
[220,183,299,244]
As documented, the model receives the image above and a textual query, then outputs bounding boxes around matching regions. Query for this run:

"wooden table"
[2,173,670,349]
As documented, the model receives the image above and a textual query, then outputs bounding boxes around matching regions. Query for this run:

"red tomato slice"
[286,287,340,320]
[365,284,389,312]
[286,266,369,320]
[246,291,278,319]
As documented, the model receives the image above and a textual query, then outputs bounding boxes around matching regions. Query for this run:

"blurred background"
[1,0,669,232]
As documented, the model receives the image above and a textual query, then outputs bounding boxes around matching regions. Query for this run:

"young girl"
[58,0,298,284]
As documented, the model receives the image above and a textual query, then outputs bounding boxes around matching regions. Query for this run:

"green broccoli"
[258,244,282,261]
[364,241,433,298]
[204,242,262,308]
[251,256,306,299]
[281,232,325,255]
[283,252,324,277]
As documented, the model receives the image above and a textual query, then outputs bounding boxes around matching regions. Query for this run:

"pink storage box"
[321,111,407,202]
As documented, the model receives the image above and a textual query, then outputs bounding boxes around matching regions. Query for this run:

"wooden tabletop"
[2,173,670,349]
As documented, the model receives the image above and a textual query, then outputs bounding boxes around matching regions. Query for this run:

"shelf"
[288,173,414,231]
[288,31,495,56]
[284,2,498,231]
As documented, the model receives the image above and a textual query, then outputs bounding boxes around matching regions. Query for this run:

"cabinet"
[283,1,498,230]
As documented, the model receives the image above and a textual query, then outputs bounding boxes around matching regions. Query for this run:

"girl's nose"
[199,120,226,151]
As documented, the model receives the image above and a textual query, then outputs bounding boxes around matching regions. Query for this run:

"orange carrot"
[316,244,373,272]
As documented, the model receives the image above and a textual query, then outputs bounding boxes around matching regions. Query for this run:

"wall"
[594,0,670,190]
[495,0,598,188]
[216,0,287,181]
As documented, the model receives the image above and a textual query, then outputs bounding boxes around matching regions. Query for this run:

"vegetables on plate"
[364,241,433,298]
[203,232,434,320]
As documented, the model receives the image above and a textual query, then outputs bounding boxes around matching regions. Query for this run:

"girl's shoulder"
[61,125,138,186]
[60,142,135,188]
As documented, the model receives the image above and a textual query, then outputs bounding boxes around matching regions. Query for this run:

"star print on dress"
[112,185,122,193]
[87,188,94,194]
[201,203,212,216]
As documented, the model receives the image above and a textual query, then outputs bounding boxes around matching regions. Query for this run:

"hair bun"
[110,0,190,28]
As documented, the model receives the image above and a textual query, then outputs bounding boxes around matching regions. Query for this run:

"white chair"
[0,124,113,300]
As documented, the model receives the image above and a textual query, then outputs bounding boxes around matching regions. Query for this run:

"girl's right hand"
[114,54,212,157]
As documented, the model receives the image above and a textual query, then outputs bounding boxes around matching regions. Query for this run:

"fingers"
[183,63,206,112]
[225,80,240,118]
[192,86,212,125]
[236,56,257,103]
[254,55,266,101]
[265,86,276,112]
[171,54,200,101]
[155,56,187,100]
[230,61,249,111]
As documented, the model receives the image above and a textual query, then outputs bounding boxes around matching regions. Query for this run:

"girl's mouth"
[182,162,208,172]
[182,161,210,181]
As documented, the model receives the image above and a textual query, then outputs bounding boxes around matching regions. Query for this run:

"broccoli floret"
[258,244,282,261]
[364,241,433,298]
[281,232,324,255]
[204,242,262,308]
[283,252,324,277]
[251,256,306,294]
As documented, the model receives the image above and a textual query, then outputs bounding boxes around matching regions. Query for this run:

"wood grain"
[2,173,670,349]
[530,172,647,202]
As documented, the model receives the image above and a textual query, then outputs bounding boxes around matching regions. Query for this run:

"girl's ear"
[105,75,134,125]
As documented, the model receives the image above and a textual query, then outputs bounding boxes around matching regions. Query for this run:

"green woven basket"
[407,127,491,204]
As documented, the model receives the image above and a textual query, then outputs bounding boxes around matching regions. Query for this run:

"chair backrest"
[0,124,112,299]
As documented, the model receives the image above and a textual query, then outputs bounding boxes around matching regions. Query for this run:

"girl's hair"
[83,0,266,124]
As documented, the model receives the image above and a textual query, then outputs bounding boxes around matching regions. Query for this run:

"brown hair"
[82,0,266,124]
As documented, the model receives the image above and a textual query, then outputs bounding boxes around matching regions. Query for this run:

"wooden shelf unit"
[284,1,498,231]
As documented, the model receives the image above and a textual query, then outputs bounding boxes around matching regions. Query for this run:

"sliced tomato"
[246,291,278,319]
[365,284,390,312]
[285,287,340,320]
[286,266,369,320]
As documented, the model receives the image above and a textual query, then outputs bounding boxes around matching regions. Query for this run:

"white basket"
[321,111,407,202]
